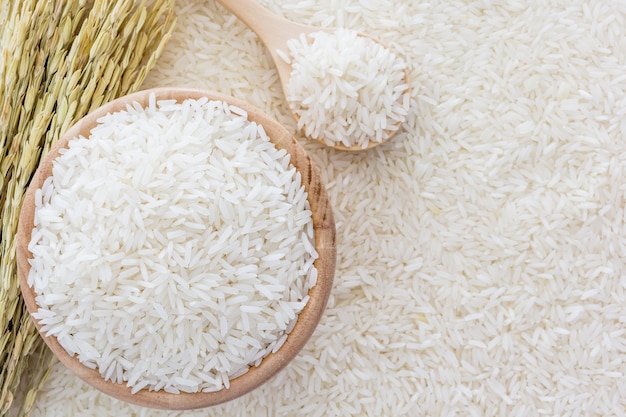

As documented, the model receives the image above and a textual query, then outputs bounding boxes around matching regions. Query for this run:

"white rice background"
[31,0,626,416]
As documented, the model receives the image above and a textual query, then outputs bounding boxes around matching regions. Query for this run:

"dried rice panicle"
[0,1,176,416]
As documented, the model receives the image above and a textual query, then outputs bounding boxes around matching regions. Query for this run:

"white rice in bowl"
[26,93,319,395]
[279,28,410,149]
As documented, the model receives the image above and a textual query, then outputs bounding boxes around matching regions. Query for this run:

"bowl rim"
[16,87,336,410]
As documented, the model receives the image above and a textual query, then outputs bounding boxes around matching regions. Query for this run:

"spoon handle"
[214,0,317,51]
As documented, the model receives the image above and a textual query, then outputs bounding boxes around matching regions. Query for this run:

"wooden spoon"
[215,0,411,151]
[17,88,336,410]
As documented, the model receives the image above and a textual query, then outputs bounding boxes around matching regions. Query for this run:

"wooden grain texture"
[16,88,336,410]
[214,0,409,151]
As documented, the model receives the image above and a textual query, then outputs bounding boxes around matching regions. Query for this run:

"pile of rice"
[27,95,318,395]
[278,28,410,149]
[31,0,626,416]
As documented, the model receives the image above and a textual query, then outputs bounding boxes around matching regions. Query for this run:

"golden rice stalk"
[0,1,176,415]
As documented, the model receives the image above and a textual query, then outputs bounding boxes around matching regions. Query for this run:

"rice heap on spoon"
[278,28,410,149]
[26,94,318,394]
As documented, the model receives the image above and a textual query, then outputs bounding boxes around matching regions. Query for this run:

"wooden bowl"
[16,88,336,410]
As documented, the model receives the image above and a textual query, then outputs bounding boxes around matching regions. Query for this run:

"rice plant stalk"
[0,1,176,415]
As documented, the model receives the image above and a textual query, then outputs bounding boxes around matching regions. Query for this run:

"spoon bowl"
[215,0,411,151]
[17,88,336,410]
